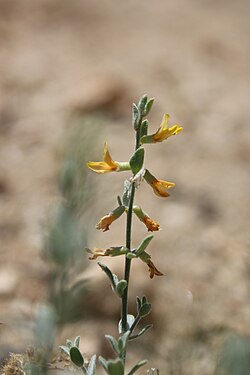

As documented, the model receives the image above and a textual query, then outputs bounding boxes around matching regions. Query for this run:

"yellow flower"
[133,205,160,232]
[86,248,110,260]
[96,206,125,232]
[143,216,160,232]
[141,114,183,144]
[153,114,183,142]
[87,143,130,174]
[87,142,119,174]
[144,170,175,198]
[147,260,164,279]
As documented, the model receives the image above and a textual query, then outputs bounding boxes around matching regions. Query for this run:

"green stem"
[121,115,142,361]
[121,183,136,333]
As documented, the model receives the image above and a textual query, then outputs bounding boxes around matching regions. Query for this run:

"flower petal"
[87,143,119,174]
[147,260,164,279]
[87,161,115,174]
[96,206,125,232]
[103,142,116,167]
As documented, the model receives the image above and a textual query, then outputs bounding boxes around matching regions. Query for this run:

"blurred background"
[0,0,250,374]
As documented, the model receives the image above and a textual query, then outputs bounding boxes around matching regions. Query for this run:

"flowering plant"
[60,95,182,375]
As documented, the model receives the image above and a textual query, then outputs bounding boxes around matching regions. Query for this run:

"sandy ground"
[0,0,250,374]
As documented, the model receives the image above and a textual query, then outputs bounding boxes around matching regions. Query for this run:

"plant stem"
[121,116,142,360]
[121,182,136,333]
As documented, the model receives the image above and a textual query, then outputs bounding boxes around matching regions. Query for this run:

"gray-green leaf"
[138,95,148,112]
[59,345,70,355]
[122,179,132,208]
[116,280,127,297]
[139,303,152,317]
[107,358,124,375]
[74,336,80,348]
[99,356,108,371]
[87,355,97,375]
[118,314,135,334]
[129,324,153,340]
[129,148,144,175]
[127,360,148,375]
[105,335,119,355]
[98,262,116,291]
[132,103,140,130]
[135,235,154,257]
[144,97,155,116]
[140,119,148,138]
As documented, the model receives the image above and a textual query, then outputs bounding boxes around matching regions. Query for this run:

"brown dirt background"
[0,0,250,374]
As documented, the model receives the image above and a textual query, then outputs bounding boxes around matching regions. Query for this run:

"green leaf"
[144,97,155,116]
[129,324,153,340]
[107,358,124,375]
[98,262,116,290]
[117,195,123,206]
[139,303,152,317]
[136,296,142,312]
[86,355,97,375]
[118,331,130,353]
[118,314,135,334]
[138,95,148,112]
[99,356,108,371]
[132,103,140,130]
[66,339,73,348]
[138,251,151,263]
[135,235,154,257]
[105,335,119,355]
[59,345,70,355]
[127,314,135,329]
[122,179,131,208]
[74,336,80,348]
[127,360,148,375]
[129,148,144,175]
[116,280,127,297]
[140,119,148,138]
[70,346,84,367]
[108,246,128,257]
[142,296,147,305]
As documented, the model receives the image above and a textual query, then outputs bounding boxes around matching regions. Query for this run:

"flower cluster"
[86,96,182,278]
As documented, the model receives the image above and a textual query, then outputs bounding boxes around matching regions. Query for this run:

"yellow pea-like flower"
[141,114,183,144]
[96,206,125,232]
[87,142,119,174]
[144,170,175,198]
[87,142,130,174]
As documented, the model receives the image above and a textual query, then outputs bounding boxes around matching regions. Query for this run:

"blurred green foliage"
[217,335,250,375]
[43,115,102,324]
